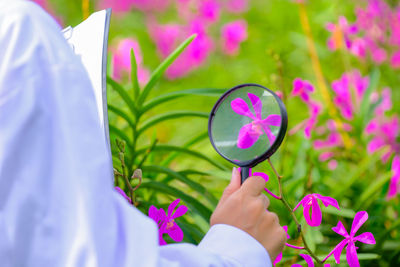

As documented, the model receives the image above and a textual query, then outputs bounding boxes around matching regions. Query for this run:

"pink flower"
[221,20,248,55]
[274,226,304,267]
[390,50,400,68]
[292,254,331,267]
[304,102,321,139]
[115,187,132,203]
[291,78,314,102]
[373,88,392,116]
[366,116,400,163]
[148,199,188,245]
[226,0,248,13]
[331,70,369,120]
[326,16,358,51]
[323,211,376,267]
[293,194,340,227]
[198,0,220,23]
[231,93,282,149]
[387,155,400,199]
[112,38,150,84]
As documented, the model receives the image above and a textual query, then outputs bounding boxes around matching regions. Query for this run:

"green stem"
[267,158,322,265]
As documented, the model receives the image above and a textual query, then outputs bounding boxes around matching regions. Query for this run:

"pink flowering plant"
[44,0,400,264]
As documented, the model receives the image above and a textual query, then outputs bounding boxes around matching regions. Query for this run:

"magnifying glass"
[208,83,288,184]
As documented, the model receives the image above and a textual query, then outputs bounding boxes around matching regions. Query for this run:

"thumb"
[220,167,241,202]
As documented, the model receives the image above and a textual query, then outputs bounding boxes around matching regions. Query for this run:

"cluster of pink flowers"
[102,0,249,80]
[326,0,400,68]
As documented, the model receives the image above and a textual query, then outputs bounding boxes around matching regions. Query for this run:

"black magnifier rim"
[208,83,288,168]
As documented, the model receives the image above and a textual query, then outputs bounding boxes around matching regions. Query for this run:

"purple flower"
[293,194,340,227]
[221,20,248,55]
[366,116,400,163]
[323,211,376,267]
[148,199,188,245]
[326,16,358,51]
[231,93,282,149]
[112,38,150,84]
[198,0,220,23]
[292,254,331,267]
[387,155,400,199]
[304,102,322,139]
[331,70,369,120]
[115,187,132,203]
[291,78,314,102]
[390,50,400,68]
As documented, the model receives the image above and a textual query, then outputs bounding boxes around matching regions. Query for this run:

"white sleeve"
[0,1,272,267]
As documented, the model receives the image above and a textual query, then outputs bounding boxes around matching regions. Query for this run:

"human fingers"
[220,167,241,203]
[241,176,266,197]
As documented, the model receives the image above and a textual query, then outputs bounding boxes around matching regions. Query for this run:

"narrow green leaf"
[356,171,392,210]
[140,181,212,221]
[324,205,355,218]
[160,131,209,167]
[137,111,208,137]
[130,49,140,100]
[107,76,138,118]
[138,34,197,105]
[332,151,383,198]
[109,125,133,149]
[141,165,218,206]
[142,88,226,113]
[108,104,136,129]
[136,145,228,170]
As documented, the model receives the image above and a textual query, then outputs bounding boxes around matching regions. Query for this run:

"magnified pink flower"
[231,93,281,149]
[148,199,188,245]
[293,194,340,227]
[291,78,314,102]
[387,155,400,199]
[112,38,150,84]
[292,254,331,267]
[115,187,132,203]
[323,211,376,267]
[221,20,248,55]
[326,16,358,51]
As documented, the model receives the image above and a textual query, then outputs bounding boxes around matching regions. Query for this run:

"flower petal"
[299,254,314,267]
[231,97,255,119]
[237,123,261,149]
[333,239,348,264]
[350,211,368,236]
[315,194,340,210]
[346,241,360,267]
[332,220,349,237]
[167,222,184,242]
[261,124,276,145]
[167,199,180,217]
[309,197,322,227]
[293,195,310,212]
[172,205,188,219]
[148,205,160,222]
[248,93,263,120]
[273,252,282,266]
[282,225,290,239]
[262,114,282,127]
[354,232,375,245]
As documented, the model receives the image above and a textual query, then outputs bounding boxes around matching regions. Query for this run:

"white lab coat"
[0,1,272,266]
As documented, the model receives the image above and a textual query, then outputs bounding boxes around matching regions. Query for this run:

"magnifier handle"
[240,166,250,184]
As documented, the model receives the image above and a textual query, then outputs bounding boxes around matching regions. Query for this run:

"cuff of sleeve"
[198,224,272,267]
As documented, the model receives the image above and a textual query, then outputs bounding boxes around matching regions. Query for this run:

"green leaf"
[331,151,383,198]
[140,181,212,221]
[130,49,140,100]
[141,88,226,113]
[324,205,355,218]
[141,165,218,206]
[137,111,209,137]
[108,104,136,129]
[138,34,197,106]
[107,77,138,119]
[136,145,228,170]
[356,171,392,210]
